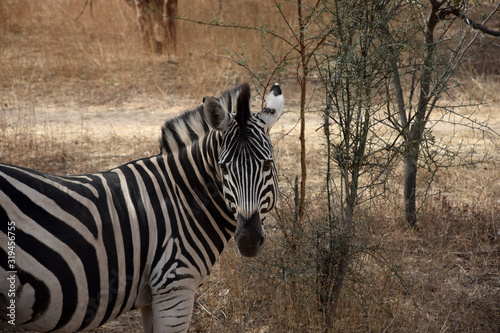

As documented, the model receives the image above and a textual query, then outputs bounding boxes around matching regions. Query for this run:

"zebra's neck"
[156,106,235,265]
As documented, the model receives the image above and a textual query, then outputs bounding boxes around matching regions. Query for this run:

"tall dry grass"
[1,1,499,332]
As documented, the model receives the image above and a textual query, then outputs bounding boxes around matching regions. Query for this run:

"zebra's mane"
[159,83,252,154]
[219,83,251,129]
[159,106,209,154]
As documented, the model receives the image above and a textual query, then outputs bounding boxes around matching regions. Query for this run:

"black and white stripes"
[0,83,284,332]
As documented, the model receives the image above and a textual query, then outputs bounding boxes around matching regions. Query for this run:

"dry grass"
[1,1,499,332]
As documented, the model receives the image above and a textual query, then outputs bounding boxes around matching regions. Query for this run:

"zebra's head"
[203,83,284,257]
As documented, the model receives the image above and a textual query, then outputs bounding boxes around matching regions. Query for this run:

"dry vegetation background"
[1,1,499,332]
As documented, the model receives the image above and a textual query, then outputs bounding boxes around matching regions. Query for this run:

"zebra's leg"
[151,287,196,333]
[141,305,153,333]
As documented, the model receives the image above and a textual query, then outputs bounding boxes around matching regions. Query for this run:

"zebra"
[0,83,284,332]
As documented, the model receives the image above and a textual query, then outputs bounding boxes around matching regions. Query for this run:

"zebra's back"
[0,162,155,331]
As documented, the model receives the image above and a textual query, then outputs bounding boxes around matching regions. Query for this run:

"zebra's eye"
[263,160,273,172]
[219,163,228,174]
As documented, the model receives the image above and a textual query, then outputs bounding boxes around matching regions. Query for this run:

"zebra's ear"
[258,83,284,130]
[203,96,233,132]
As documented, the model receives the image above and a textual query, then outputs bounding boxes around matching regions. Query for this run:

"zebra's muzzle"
[234,212,265,257]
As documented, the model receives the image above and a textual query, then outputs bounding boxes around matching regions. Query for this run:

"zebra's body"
[0,83,284,332]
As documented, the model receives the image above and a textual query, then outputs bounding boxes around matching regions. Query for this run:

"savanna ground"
[1,1,499,332]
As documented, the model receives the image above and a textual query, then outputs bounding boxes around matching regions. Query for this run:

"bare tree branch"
[438,5,500,36]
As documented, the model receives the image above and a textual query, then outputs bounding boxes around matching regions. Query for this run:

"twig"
[438,5,500,36]
[74,0,92,21]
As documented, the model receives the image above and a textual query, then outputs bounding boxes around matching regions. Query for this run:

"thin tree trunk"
[163,0,178,59]
[297,0,307,224]
[403,0,441,227]
[403,147,418,228]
